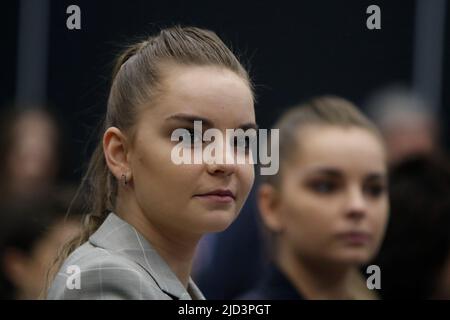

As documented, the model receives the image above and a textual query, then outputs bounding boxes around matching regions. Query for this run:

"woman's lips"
[194,194,235,203]
[194,189,235,204]
[336,231,372,245]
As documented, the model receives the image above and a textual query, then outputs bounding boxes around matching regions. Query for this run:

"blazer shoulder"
[47,243,164,300]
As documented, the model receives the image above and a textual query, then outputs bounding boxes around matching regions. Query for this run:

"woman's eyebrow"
[166,113,258,130]
[365,173,387,182]
[308,168,343,178]
[239,123,259,131]
[301,166,387,178]
[165,113,214,127]
[295,167,343,179]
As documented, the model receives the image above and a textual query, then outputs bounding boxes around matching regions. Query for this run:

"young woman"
[242,96,389,300]
[46,26,256,300]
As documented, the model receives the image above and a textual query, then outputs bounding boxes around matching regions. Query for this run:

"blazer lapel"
[89,212,204,300]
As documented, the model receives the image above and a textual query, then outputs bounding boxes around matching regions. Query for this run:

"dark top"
[194,189,266,299]
[238,262,304,300]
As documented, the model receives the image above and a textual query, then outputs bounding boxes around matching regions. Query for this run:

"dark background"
[1,0,449,183]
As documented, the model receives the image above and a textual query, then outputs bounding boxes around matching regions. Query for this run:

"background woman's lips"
[336,231,372,245]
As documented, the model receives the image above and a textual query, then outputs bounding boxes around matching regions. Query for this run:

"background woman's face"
[277,126,389,266]
[129,65,255,237]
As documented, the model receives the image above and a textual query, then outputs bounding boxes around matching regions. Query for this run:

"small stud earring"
[121,173,128,186]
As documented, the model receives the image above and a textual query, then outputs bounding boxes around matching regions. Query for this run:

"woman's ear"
[257,183,284,233]
[103,127,131,181]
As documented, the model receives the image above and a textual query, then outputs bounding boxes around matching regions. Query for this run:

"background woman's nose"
[345,186,368,221]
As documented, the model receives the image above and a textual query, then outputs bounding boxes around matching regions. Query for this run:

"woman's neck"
[277,243,375,300]
[115,195,200,288]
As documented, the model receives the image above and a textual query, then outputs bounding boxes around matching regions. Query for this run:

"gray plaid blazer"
[47,212,205,300]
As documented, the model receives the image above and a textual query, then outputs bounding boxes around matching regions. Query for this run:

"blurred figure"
[0,191,81,299]
[373,154,450,299]
[241,96,389,299]
[364,86,440,164]
[0,107,61,203]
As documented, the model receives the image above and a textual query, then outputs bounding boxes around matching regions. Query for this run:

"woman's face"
[275,126,389,266]
[128,65,255,236]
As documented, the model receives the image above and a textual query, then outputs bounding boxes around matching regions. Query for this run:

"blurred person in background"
[373,154,450,299]
[364,86,441,165]
[0,191,81,299]
[240,96,389,299]
[0,107,62,204]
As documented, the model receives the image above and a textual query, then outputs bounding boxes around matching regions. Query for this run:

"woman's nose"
[204,138,237,176]
[345,187,368,221]
[206,162,236,176]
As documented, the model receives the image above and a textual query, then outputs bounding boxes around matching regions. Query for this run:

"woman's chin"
[333,248,373,266]
[196,210,237,233]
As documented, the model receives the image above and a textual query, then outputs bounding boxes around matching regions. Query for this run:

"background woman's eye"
[309,180,337,194]
[364,184,386,197]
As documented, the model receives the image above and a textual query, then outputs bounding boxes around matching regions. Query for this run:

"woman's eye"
[181,129,203,145]
[364,184,386,198]
[309,180,337,194]
[232,136,254,152]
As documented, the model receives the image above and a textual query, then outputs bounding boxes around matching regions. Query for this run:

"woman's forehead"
[288,126,387,173]
[162,65,253,107]
[140,66,255,127]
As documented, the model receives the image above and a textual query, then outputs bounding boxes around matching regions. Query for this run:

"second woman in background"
[242,96,389,300]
